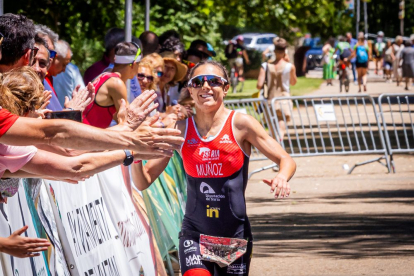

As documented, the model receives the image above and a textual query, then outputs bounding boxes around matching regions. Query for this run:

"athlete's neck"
[193,105,230,137]
[112,66,132,82]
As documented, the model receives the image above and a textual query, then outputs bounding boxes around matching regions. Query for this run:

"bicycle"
[338,62,350,93]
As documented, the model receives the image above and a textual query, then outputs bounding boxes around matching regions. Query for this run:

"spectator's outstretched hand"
[0,226,51,258]
[64,83,95,112]
[117,90,158,131]
[130,113,183,159]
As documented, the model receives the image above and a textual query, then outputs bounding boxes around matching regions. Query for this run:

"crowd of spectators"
[0,12,218,258]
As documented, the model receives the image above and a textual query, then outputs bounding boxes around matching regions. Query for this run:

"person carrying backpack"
[347,32,370,92]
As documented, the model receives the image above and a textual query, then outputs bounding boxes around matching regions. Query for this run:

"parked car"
[229,33,277,52]
[304,37,324,71]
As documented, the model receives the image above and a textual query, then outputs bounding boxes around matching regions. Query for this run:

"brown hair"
[0,66,44,116]
[138,61,156,90]
[273,37,288,52]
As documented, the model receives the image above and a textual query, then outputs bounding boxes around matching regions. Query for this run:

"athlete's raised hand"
[263,174,290,199]
[0,226,51,258]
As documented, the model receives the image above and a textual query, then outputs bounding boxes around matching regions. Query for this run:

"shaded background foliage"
[5,0,413,73]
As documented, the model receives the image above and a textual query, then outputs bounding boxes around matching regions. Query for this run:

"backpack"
[356,45,368,63]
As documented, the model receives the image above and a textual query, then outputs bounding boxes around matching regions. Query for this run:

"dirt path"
[246,154,414,275]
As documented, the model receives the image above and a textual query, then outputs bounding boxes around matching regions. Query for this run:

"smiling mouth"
[200,94,213,98]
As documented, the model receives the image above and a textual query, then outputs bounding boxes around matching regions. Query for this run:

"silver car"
[231,33,277,52]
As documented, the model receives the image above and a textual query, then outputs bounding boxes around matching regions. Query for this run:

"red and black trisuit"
[180,110,253,276]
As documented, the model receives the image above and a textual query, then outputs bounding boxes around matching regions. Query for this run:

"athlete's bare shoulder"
[233,111,258,132]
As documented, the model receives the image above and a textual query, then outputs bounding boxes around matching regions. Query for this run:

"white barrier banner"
[46,176,133,276]
[0,183,49,276]
[98,166,156,275]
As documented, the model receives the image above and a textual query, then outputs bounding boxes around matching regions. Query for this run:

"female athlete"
[131,60,296,276]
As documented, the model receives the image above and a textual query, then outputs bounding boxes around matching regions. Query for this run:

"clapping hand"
[64,83,95,112]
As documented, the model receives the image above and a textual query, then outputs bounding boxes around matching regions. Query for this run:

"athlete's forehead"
[193,64,224,78]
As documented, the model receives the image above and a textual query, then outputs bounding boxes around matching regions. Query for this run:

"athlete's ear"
[223,84,230,96]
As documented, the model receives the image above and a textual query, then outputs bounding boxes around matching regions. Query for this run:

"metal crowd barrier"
[224,98,280,161]
[378,93,414,173]
[225,95,392,178]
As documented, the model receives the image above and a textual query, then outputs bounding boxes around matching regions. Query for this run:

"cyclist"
[225,36,250,83]
[132,60,296,276]
[335,35,352,92]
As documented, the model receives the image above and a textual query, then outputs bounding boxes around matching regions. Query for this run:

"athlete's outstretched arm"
[234,113,296,199]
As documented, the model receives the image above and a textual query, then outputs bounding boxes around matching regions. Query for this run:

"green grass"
[225,77,324,99]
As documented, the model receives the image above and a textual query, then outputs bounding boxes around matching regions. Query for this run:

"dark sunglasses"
[137,73,154,82]
[183,60,196,69]
[156,71,163,77]
[49,49,57,59]
[187,74,228,88]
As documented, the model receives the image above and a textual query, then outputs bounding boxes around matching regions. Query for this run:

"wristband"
[134,160,142,164]
[160,121,165,128]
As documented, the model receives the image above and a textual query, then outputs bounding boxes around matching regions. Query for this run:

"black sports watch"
[123,150,134,166]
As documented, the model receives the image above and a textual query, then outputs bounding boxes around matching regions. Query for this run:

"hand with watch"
[123,150,142,166]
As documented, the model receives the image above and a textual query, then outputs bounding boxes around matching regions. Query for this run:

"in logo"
[206,205,220,218]
[183,240,194,248]
[200,182,215,194]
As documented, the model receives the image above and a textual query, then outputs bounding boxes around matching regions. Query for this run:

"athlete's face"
[188,64,229,110]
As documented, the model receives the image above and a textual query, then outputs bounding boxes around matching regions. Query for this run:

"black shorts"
[179,232,253,276]
[356,61,368,68]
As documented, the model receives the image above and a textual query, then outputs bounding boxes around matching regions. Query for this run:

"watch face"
[123,150,134,166]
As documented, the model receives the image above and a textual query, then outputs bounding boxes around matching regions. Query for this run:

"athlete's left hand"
[263,174,290,199]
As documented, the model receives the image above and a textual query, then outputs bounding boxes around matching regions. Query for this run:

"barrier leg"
[248,163,279,179]
[348,155,389,174]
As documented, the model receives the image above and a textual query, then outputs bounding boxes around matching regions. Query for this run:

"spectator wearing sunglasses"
[0,14,36,73]
[32,34,50,82]
[141,53,164,111]
[137,62,156,91]
[83,42,143,128]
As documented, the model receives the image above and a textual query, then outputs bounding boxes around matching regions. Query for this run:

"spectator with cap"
[206,43,216,60]
[139,31,159,56]
[84,28,125,84]
[189,39,210,60]
[0,14,36,73]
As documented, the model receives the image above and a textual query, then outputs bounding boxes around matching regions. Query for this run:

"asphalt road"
[246,154,414,276]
